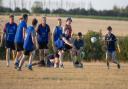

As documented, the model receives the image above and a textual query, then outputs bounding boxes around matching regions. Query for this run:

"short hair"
[9,14,14,18]
[78,32,82,36]
[57,17,61,21]
[42,16,46,20]
[32,18,38,26]
[66,17,72,22]
[22,14,28,20]
[107,26,112,31]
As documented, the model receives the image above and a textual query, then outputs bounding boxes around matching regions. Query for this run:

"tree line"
[0,5,128,17]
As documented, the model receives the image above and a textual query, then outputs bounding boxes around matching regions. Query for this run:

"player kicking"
[55,30,73,68]
[17,18,38,71]
[1,15,17,67]
[72,32,85,68]
[105,26,121,69]
[14,14,28,68]
[36,16,51,67]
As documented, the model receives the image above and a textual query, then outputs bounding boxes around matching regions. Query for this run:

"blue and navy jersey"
[105,33,117,52]
[53,26,63,43]
[37,24,50,44]
[23,26,35,51]
[14,20,27,43]
[4,22,17,42]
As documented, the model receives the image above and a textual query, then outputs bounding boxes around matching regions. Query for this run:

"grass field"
[0,60,128,89]
[0,15,128,36]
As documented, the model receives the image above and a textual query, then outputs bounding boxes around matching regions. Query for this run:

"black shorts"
[64,44,72,51]
[54,53,59,58]
[5,41,15,50]
[39,43,48,49]
[24,50,33,56]
[15,42,23,52]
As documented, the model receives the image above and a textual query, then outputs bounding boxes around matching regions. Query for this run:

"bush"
[0,30,128,62]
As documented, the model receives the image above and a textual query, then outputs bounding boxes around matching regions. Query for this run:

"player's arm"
[80,39,85,50]
[114,36,120,53]
[52,27,56,47]
[23,24,27,40]
[62,37,73,47]
[48,25,51,46]
[31,31,36,48]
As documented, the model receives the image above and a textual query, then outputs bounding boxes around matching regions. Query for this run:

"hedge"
[0,30,128,62]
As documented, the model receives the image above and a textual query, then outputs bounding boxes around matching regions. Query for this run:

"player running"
[14,14,28,68]
[17,18,38,71]
[1,15,17,67]
[105,26,121,69]
[36,16,51,67]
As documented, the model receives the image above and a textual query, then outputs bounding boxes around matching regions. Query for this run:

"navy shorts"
[39,42,48,49]
[23,49,34,56]
[5,41,15,50]
[15,42,23,52]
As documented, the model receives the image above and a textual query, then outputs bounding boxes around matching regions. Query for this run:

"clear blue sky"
[2,0,128,10]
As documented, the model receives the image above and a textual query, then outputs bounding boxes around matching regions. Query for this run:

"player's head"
[107,26,112,34]
[32,18,38,28]
[66,17,72,25]
[19,16,23,23]
[22,14,28,22]
[77,32,82,39]
[9,14,14,24]
[42,16,46,25]
[57,17,62,26]
[64,29,70,36]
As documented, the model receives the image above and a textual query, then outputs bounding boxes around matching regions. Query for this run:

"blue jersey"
[37,24,50,44]
[23,26,35,51]
[55,38,65,49]
[15,20,27,43]
[53,26,63,43]
[4,22,17,42]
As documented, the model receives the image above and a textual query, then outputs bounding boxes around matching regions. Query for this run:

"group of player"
[1,14,85,70]
[0,14,120,71]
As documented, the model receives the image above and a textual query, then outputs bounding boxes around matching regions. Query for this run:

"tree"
[14,7,21,12]
[31,7,43,13]
[21,8,30,13]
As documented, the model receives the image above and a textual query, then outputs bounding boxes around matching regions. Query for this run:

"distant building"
[32,1,43,8]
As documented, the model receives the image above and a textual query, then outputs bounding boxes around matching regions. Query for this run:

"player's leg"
[106,51,110,69]
[38,49,45,66]
[27,51,35,70]
[54,53,59,68]
[14,43,23,68]
[6,48,11,67]
[39,49,43,61]
[17,50,28,71]
[44,49,49,66]
[58,50,64,68]
[111,51,120,69]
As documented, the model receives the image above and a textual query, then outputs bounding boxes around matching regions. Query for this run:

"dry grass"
[0,60,128,89]
[0,15,128,36]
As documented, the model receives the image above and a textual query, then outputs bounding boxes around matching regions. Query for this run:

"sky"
[2,0,128,10]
